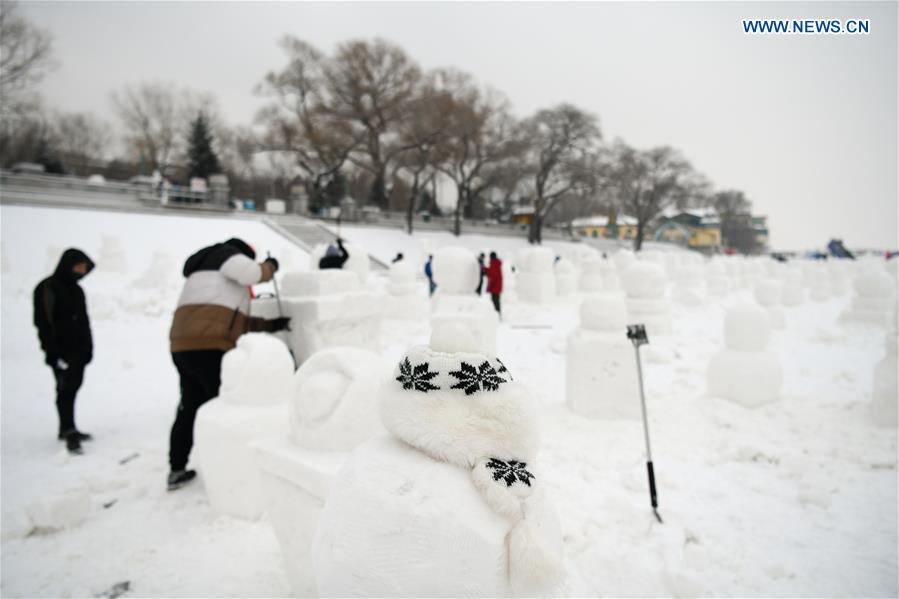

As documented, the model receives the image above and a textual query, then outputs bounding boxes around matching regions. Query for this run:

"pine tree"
[187,112,220,180]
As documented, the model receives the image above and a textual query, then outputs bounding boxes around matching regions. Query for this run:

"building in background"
[571,214,639,240]
[654,208,722,253]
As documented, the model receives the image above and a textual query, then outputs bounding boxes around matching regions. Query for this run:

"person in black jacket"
[33,248,95,454]
[318,238,350,270]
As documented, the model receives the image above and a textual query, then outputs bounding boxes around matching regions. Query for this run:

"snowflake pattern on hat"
[395,358,440,392]
[485,457,534,487]
[449,361,507,395]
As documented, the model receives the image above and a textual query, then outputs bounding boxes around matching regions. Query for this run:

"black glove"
[269,317,291,332]
[264,257,280,272]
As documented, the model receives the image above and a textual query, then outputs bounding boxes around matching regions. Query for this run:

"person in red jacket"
[483,251,503,317]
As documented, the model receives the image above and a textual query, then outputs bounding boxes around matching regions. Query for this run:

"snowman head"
[379,323,538,468]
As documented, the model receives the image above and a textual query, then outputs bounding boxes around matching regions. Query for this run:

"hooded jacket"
[318,239,349,270]
[33,248,95,366]
[169,238,276,353]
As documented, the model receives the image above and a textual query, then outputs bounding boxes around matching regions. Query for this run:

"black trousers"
[491,293,501,315]
[52,363,85,434]
[169,350,224,471]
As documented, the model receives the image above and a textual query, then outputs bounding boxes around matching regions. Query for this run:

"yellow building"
[571,215,639,240]
[654,209,721,252]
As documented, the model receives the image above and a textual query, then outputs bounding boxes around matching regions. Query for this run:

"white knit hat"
[379,325,564,594]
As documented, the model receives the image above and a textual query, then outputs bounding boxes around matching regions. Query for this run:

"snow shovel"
[627,323,663,524]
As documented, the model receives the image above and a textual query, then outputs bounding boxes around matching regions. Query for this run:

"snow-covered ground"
[1,204,896,597]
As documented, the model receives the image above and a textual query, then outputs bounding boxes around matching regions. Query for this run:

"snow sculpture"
[131,250,175,289]
[516,247,557,303]
[707,303,782,407]
[828,262,850,296]
[579,255,604,292]
[566,294,639,419]
[431,246,498,354]
[251,269,381,364]
[872,329,898,428]
[194,334,293,519]
[754,278,786,329]
[310,240,370,285]
[842,266,897,326]
[806,263,831,302]
[623,261,671,335]
[707,260,730,296]
[313,324,565,597]
[599,257,621,292]
[254,347,387,596]
[672,264,706,306]
[383,260,428,320]
[555,258,578,296]
[97,235,126,273]
[781,269,805,306]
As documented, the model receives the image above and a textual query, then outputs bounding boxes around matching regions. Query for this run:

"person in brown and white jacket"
[167,237,290,490]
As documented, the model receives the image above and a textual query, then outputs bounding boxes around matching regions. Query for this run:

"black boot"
[58,430,93,442]
[167,469,197,491]
[64,430,83,455]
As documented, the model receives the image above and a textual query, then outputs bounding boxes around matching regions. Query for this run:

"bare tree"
[609,141,700,251]
[393,73,456,233]
[522,104,602,244]
[433,72,524,236]
[322,38,421,209]
[256,36,360,212]
[112,82,181,175]
[0,0,53,119]
[50,112,113,174]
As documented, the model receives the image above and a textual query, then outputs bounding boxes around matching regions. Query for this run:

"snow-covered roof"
[571,215,638,227]
[512,206,535,216]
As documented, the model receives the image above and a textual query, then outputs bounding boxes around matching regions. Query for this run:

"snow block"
[289,348,387,451]
[195,334,295,518]
[672,265,706,305]
[312,434,514,597]
[219,333,295,405]
[724,303,772,351]
[195,400,288,519]
[254,437,347,597]
[433,246,480,295]
[383,262,429,319]
[97,235,126,273]
[709,303,781,407]
[872,330,898,428]
[567,295,639,420]
[516,248,557,304]
[707,350,782,407]
[623,261,668,299]
[251,284,382,365]
[624,262,672,336]
[281,270,359,297]
[431,295,499,355]
[555,258,578,296]
[843,268,897,326]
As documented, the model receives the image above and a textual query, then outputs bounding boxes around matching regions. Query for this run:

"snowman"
[312,324,565,596]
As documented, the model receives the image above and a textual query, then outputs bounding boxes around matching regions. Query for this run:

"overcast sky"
[22,1,898,251]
